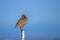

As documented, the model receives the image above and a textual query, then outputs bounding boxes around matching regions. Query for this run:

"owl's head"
[22,14,28,20]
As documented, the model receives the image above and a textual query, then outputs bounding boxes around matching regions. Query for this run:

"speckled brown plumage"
[16,14,28,28]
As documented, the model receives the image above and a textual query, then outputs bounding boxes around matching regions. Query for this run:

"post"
[21,29,25,40]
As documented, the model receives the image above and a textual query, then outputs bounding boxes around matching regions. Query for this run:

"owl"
[16,14,28,28]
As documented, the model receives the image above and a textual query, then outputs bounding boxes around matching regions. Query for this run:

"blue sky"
[0,0,60,38]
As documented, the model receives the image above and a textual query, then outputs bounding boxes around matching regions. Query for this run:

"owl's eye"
[24,16,26,18]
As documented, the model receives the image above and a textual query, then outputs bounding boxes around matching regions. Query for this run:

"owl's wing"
[16,18,22,27]
[16,18,27,28]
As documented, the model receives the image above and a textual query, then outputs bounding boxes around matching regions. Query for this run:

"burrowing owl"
[16,14,28,28]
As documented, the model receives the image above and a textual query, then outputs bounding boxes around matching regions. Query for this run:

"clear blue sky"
[0,0,60,38]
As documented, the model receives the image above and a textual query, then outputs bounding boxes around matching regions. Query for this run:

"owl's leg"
[20,27,23,31]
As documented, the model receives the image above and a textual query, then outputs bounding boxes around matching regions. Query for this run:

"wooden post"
[21,29,25,40]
